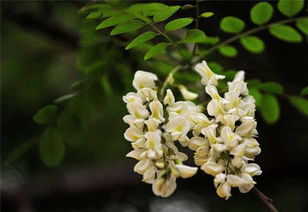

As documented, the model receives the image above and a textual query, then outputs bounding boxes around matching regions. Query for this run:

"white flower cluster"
[192,61,262,199]
[123,71,198,197]
[123,61,262,199]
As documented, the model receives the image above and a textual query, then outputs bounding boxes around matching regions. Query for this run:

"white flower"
[194,60,225,86]
[143,166,157,184]
[178,85,198,100]
[133,70,158,90]
[216,182,232,199]
[123,66,262,200]
[244,138,261,158]
[244,163,262,176]
[152,176,177,198]
[134,159,153,174]
[220,126,242,149]
[214,173,226,187]
[163,89,175,105]
[218,114,239,129]
[201,160,225,176]
[166,141,188,162]
[175,164,198,178]
[123,92,143,104]
[124,127,144,142]
[228,71,248,96]
[189,113,213,134]
[127,102,149,119]
[235,117,257,137]
[188,136,207,151]
[149,98,165,123]
[227,174,246,187]
[205,85,224,101]
[145,118,160,132]
[144,132,163,159]
[238,173,256,193]
[201,124,221,144]
[207,99,225,118]
[137,88,157,102]
[165,117,190,141]
[123,115,144,129]
[194,145,210,166]
[126,149,144,160]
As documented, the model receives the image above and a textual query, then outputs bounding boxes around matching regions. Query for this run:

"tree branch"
[253,187,279,212]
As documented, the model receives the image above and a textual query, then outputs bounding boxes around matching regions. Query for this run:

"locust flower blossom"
[123,70,198,198]
[194,60,225,86]
[123,61,261,200]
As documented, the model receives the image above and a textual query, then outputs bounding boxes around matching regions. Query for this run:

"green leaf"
[96,15,134,30]
[249,88,263,107]
[248,79,262,88]
[33,105,58,125]
[144,42,169,60]
[39,128,65,166]
[218,45,237,57]
[202,36,220,44]
[240,36,265,54]
[126,31,157,50]
[259,94,280,124]
[220,16,245,34]
[250,2,273,25]
[208,62,223,74]
[269,25,302,43]
[181,29,206,43]
[111,20,144,35]
[289,97,308,116]
[300,86,308,96]
[201,12,214,18]
[258,82,284,94]
[153,6,181,23]
[127,3,168,16]
[296,17,308,35]
[181,4,194,10]
[278,0,304,17]
[165,18,193,32]
[86,11,102,20]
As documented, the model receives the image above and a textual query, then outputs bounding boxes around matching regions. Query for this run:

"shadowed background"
[1,1,308,212]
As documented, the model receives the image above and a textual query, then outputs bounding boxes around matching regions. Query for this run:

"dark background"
[1,1,308,212]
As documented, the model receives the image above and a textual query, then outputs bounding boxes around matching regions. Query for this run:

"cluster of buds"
[123,60,262,199]
[123,71,198,197]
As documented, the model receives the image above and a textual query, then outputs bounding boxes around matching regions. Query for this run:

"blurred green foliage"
[2,0,308,170]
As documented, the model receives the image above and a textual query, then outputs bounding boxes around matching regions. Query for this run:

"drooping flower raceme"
[191,62,262,199]
[123,71,198,197]
[123,61,261,199]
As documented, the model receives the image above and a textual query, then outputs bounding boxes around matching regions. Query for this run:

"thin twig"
[253,187,279,212]
[192,0,200,57]
[201,16,307,58]
[150,24,186,59]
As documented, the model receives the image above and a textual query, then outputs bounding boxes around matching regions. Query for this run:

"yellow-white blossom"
[124,64,261,200]
[178,85,198,100]
[163,89,175,105]
[175,164,198,178]
[194,60,225,86]
[133,70,158,90]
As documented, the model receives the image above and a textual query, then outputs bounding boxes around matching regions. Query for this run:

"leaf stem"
[150,24,186,59]
[192,0,200,57]
[253,187,279,212]
[159,65,182,101]
[201,16,307,58]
